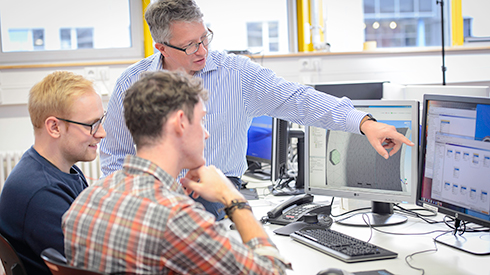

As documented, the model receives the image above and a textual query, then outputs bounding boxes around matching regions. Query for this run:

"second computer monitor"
[305,100,419,226]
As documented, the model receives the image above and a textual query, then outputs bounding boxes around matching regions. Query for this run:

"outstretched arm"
[360,116,415,159]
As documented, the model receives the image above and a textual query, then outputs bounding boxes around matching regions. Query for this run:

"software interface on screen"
[419,100,490,222]
[308,103,416,202]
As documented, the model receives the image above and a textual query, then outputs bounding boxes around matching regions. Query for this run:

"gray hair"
[145,0,204,44]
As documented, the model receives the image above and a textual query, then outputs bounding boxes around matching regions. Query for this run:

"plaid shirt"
[62,155,289,274]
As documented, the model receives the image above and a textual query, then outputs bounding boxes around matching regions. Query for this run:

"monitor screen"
[417,94,490,255]
[247,116,273,164]
[305,100,419,226]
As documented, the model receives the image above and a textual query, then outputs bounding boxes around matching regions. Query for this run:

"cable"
[361,213,373,243]
[330,206,372,218]
[394,204,437,217]
[403,230,455,275]
[441,215,489,233]
[393,204,442,224]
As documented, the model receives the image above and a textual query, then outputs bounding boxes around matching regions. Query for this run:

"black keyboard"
[290,227,398,263]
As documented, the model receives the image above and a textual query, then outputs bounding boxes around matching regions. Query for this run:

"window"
[197,0,290,54]
[199,0,488,54]
[363,0,444,48]
[0,0,143,64]
[76,28,94,49]
[246,21,280,53]
[247,22,263,48]
[462,0,490,43]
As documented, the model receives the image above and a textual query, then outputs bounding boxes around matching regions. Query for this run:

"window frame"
[0,0,144,65]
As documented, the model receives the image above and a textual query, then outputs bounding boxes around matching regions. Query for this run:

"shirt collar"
[150,52,164,71]
[152,51,218,75]
[122,154,182,193]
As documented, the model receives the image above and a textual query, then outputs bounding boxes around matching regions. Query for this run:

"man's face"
[59,90,106,166]
[158,21,209,75]
[182,100,209,169]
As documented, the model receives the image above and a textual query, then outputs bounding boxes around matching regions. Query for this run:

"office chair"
[40,248,107,275]
[0,233,27,275]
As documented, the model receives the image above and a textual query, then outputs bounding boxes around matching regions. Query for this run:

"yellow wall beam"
[142,0,154,57]
[297,0,313,52]
[297,0,325,52]
[317,0,325,45]
[451,0,464,46]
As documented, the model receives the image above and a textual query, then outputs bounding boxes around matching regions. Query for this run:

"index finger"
[392,132,414,147]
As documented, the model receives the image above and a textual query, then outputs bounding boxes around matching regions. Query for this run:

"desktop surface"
[236,176,489,275]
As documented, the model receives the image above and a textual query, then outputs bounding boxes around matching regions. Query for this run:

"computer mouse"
[316,268,354,275]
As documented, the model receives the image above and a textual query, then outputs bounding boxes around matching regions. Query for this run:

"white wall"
[0,65,127,152]
[324,0,365,52]
[1,48,489,152]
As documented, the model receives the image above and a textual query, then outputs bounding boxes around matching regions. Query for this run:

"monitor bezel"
[304,99,419,205]
[416,94,490,229]
[271,118,290,183]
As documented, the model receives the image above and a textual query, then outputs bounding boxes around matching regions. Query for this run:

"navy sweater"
[0,146,87,275]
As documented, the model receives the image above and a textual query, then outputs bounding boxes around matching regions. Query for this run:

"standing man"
[63,71,291,274]
[0,71,106,275]
[100,0,413,220]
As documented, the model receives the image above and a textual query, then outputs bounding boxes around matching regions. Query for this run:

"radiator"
[0,151,23,191]
[76,157,102,185]
[0,151,101,192]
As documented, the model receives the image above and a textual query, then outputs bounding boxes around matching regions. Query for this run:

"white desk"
[235,177,490,275]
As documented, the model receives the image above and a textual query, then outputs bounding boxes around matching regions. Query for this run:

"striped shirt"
[100,51,367,177]
[62,155,290,275]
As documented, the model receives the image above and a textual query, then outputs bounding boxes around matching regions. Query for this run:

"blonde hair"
[28,71,95,129]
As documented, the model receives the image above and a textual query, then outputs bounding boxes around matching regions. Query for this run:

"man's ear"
[45,117,61,138]
[169,110,186,137]
[155,43,168,57]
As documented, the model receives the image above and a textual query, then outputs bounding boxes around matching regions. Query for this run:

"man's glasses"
[163,29,213,55]
[56,112,106,135]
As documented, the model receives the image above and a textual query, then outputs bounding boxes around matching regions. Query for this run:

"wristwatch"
[365,114,377,122]
[360,114,377,135]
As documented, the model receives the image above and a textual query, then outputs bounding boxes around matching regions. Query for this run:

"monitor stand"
[271,132,305,196]
[436,220,490,255]
[269,181,305,196]
[244,161,271,180]
[336,201,407,227]
[244,169,271,181]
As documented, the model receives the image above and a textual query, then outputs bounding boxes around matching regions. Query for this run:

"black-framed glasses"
[163,28,213,55]
[56,112,106,135]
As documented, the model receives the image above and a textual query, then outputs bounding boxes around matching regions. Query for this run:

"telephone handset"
[267,194,331,225]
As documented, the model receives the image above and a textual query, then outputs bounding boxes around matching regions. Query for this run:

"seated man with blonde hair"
[0,71,106,275]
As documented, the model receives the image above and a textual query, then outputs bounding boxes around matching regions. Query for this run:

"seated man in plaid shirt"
[62,70,291,274]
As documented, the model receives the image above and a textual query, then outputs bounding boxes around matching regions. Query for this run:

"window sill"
[1,45,489,70]
[0,59,140,70]
[249,45,490,59]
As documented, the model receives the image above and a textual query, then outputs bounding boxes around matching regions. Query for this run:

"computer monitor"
[245,116,273,180]
[271,118,290,184]
[245,116,290,182]
[308,81,385,100]
[305,100,419,226]
[417,94,490,255]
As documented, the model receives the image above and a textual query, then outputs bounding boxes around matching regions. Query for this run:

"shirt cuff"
[345,109,369,135]
[247,237,292,269]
